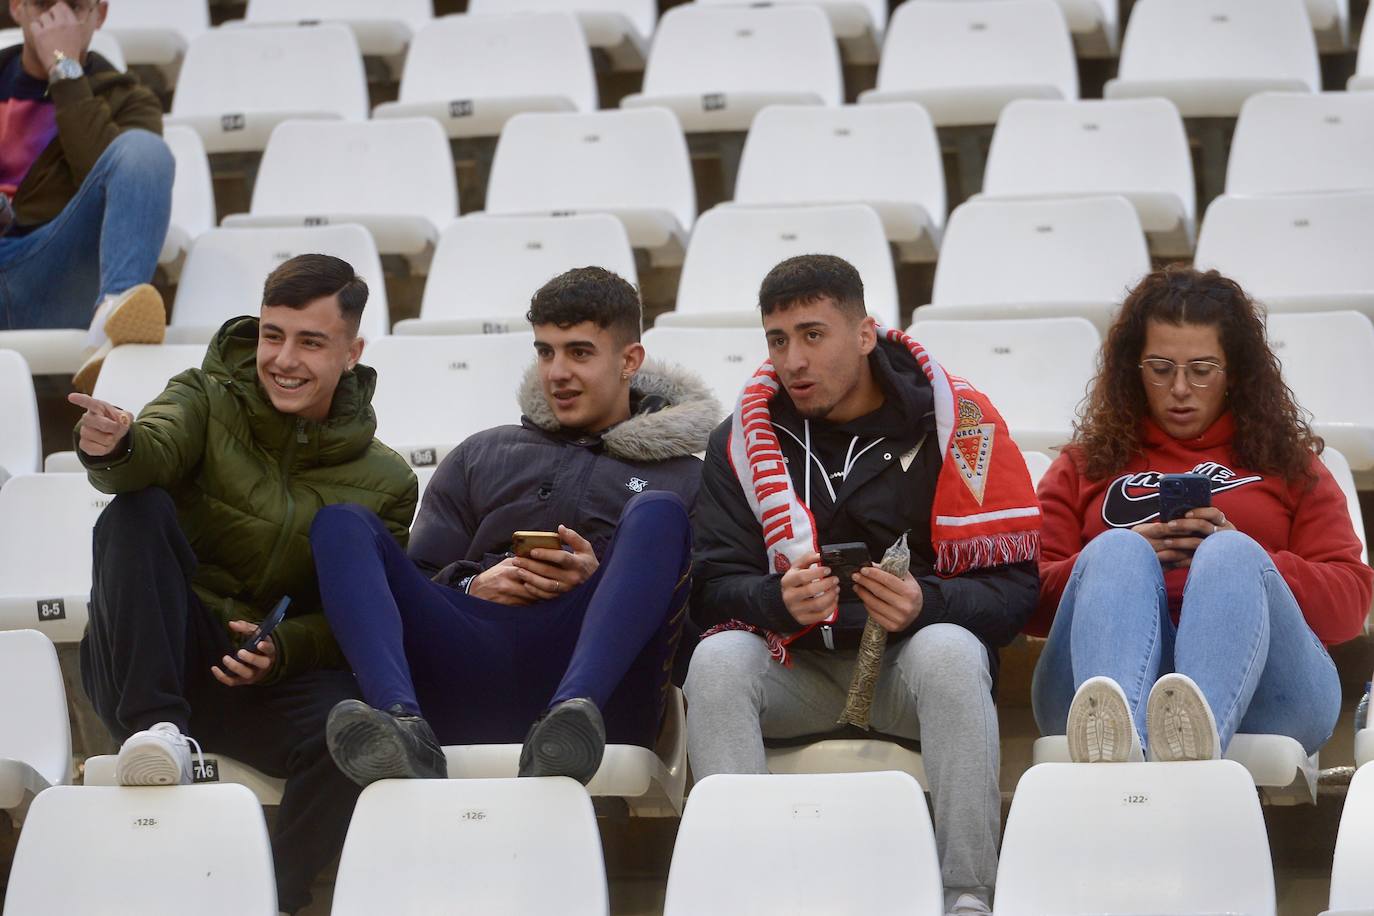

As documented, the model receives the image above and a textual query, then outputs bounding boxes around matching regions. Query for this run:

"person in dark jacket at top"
[684,255,1041,916]
[1,0,173,391]
[71,254,416,914]
[311,266,720,788]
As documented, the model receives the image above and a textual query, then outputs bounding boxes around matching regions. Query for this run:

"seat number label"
[449,100,474,118]
[1122,793,1150,806]
[193,758,221,783]
[132,817,159,829]
[461,809,487,821]
[221,113,246,132]
[37,598,66,622]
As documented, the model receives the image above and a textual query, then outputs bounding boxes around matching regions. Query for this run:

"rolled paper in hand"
[838,533,910,728]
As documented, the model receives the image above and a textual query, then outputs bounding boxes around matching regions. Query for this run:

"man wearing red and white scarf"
[685,255,1040,916]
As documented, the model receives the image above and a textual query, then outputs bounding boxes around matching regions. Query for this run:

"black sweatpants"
[79,488,362,914]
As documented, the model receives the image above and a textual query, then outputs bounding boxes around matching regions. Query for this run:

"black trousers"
[79,488,362,914]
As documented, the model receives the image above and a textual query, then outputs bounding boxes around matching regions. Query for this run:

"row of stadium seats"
[1,627,1372,914]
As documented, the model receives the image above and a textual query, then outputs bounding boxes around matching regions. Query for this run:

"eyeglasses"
[25,0,100,15]
[1138,358,1226,389]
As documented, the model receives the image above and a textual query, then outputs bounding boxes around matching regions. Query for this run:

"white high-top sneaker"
[1067,675,1145,763]
[115,722,202,786]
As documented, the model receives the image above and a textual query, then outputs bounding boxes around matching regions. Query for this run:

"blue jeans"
[1032,528,1341,755]
[0,129,173,330]
[309,491,693,748]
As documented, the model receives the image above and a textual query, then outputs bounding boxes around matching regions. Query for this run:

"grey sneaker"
[326,700,448,786]
[1147,672,1222,762]
[518,697,605,785]
[1067,675,1144,763]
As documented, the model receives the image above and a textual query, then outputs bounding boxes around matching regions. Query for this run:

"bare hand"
[69,392,132,458]
[211,620,278,687]
[511,525,599,600]
[780,552,839,628]
[853,564,924,633]
[1132,506,1235,569]
[469,557,540,606]
[27,2,98,73]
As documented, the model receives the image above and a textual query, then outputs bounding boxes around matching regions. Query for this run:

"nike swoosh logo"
[1100,472,1264,528]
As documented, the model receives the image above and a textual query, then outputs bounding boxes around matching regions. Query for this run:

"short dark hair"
[758,254,866,319]
[261,254,368,332]
[526,266,642,342]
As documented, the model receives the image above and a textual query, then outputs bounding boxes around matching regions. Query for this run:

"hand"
[1132,507,1236,569]
[211,620,278,687]
[468,557,539,606]
[27,2,97,74]
[511,525,599,600]
[853,564,924,633]
[780,552,839,628]
[69,392,133,458]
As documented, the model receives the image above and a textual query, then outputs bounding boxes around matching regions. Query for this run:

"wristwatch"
[48,50,84,84]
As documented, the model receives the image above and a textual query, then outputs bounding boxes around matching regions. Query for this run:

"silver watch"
[48,51,83,84]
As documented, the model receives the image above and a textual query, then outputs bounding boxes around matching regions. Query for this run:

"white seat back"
[995,761,1276,914]
[1022,450,1053,489]
[164,124,215,238]
[1266,311,1374,472]
[91,345,209,419]
[0,630,71,808]
[0,29,125,70]
[366,333,537,467]
[697,0,888,36]
[676,204,899,327]
[1330,762,1374,909]
[3,785,276,915]
[101,0,209,67]
[908,317,1100,454]
[664,772,942,916]
[0,350,41,478]
[1228,92,1374,195]
[641,327,767,422]
[1353,16,1374,90]
[1319,447,1367,566]
[466,0,656,47]
[174,226,390,342]
[415,215,636,327]
[332,777,608,916]
[243,0,432,32]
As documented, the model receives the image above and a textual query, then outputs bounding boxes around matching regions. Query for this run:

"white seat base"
[220,212,438,265]
[764,738,928,790]
[621,91,824,134]
[1104,77,1315,119]
[375,96,579,140]
[0,330,89,375]
[84,753,288,805]
[164,111,343,155]
[861,84,1066,128]
[1356,728,1372,769]
[0,758,56,812]
[392,316,528,336]
[914,300,1120,334]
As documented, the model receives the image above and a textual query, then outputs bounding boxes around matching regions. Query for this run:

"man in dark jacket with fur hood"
[311,266,720,787]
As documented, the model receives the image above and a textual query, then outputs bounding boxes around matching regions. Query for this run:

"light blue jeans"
[1032,528,1341,755]
[0,129,173,330]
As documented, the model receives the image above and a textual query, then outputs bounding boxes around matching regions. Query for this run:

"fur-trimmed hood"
[517,360,721,463]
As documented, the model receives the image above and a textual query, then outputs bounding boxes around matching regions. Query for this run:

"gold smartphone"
[512,530,562,558]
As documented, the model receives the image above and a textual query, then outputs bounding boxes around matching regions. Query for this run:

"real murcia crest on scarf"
[951,398,994,505]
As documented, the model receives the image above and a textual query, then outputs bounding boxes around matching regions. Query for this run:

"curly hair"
[527,266,642,342]
[1072,265,1321,483]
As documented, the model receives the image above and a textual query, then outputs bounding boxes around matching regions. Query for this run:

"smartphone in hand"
[239,596,290,652]
[820,542,870,601]
[512,530,562,558]
[1158,473,1212,523]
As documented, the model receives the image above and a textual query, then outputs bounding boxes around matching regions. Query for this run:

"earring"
[621,372,630,380]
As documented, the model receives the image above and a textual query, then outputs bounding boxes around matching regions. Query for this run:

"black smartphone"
[820,542,870,601]
[1158,473,1212,523]
[239,596,290,652]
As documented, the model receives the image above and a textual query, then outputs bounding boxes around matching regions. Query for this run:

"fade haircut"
[527,266,642,343]
[758,254,866,320]
[261,254,368,333]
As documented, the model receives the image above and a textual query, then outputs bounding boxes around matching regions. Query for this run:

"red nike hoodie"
[1030,413,1372,645]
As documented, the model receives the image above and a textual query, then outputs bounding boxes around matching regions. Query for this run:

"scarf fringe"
[700,621,793,666]
[936,530,1041,577]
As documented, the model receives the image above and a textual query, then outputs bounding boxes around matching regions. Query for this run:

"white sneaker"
[1147,672,1222,762]
[1066,675,1144,763]
[946,893,992,916]
[115,722,202,786]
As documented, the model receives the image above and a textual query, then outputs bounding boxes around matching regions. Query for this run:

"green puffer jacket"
[79,317,417,683]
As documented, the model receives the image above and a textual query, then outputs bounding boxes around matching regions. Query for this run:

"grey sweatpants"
[684,623,1001,905]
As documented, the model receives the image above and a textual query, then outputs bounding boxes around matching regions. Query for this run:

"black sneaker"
[326,699,449,787]
[518,697,606,785]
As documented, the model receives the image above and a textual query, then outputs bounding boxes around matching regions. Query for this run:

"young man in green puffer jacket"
[70,254,416,914]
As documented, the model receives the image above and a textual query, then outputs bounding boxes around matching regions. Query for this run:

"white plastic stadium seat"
[1327,762,1374,911]
[1351,18,1374,91]
[0,631,71,814]
[158,125,216,274]
[467,0,655,70]
[1266,311,1374,473]
[1023,450,1052,488]
[366,333,536,468]
[696,0,887,65]
[982,98,1195,258]
[663,773,942,916]
[0,28,125,71]
[0,330,87,376]
[394,215,635,336]
[0,474,108,644]
[1050,0,1118,56]
[88,345,209,420]
[170,226,390,343]
[919,195,1149,331]
[733,103,945,263]
[1105,0,1319,119]
[82,753,286,806]
[621,5,841,134]
[101,0,208,77]
[1319,448,1368,568]
[486,108,695,267]
[666,204,899,328]
[333,778,607,916]
[995,761,1276,914]
[3,785,277,916]
[908,317,1099,454]
[241,0,433,58]
[1227,93,1374,196]
[373,13,597,140]
[1306,0,1351,52]
[221,119,457,271]
[1359,731,1373,770]
[763,738,927,787]
[641,327,766,422]
[167,25,368,154]
[1194,192,1374,323]
[859,0,1077,128]
[0,350,41,479]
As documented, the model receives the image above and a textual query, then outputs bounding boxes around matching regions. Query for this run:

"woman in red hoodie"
[1031,266,1371,763]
